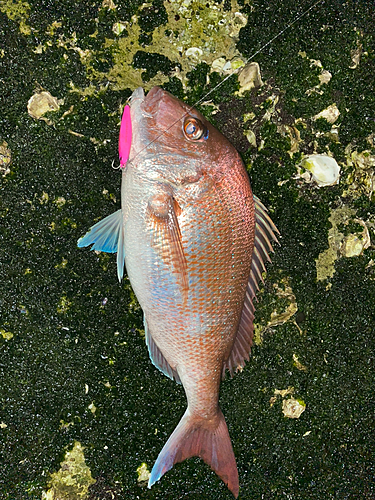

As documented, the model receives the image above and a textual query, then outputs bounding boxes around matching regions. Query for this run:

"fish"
[78,86,279,497]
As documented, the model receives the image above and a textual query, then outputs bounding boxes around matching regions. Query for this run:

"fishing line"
[126,0,324,165]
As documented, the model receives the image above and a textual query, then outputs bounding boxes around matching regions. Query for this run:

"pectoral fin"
[147,192,188,295]
[77,209,126,281]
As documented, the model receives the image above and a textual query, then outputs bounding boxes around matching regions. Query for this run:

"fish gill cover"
[0,0,375,499]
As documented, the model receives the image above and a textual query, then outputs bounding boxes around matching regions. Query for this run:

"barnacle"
[301,154,340,187]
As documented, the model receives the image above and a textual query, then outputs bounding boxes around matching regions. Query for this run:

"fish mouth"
[128,87,168,155]
[128,87,146,121]
[128,87,163,158]
[129,86,166,116]
[129,86,145,106]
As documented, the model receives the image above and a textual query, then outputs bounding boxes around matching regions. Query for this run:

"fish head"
[128,86,240,186]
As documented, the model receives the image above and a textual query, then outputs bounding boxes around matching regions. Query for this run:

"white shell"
[237,62,263,95]
[211,57,226,72]
[282,398,306,419]
[185,47,203,59]
[27,91,60,120]
[341,234,366,257]
[340,219,371,258]
[301,154,340,187]
[313,103,340,124]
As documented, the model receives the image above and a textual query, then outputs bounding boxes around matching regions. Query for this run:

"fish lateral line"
[123,0,324,166]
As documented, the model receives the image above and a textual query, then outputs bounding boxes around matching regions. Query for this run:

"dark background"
[1,0,374,498]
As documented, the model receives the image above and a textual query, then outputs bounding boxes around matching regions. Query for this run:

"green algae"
[1,0,375,499]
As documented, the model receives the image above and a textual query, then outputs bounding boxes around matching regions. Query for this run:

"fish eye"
[183,117,209,141]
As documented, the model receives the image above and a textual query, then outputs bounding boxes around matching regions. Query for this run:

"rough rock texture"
[0,1,374,499]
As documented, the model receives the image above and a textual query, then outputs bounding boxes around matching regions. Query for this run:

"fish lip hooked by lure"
[78,85,280,498]
[118,87,154,168]
[124,87,219,188]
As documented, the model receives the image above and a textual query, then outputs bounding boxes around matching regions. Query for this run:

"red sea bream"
[78,86,278,497]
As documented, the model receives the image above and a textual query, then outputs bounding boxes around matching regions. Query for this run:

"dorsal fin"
[222,195,279,378]
[144,317,181,384]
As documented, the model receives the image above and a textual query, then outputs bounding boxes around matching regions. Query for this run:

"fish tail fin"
[148,407,239,498]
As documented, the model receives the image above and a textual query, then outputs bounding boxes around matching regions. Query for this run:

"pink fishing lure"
[119,104,132,167]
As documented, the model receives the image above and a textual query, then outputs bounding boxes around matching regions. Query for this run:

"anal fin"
[144,317,181,384]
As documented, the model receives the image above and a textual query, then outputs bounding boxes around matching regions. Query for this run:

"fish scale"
[78,86,279,498]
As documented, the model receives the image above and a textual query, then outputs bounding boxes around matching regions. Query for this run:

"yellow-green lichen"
[298,53,332,95]
[102,189,117,203]
[84,0,248,91]
[97,251,111,272]
[45,20,62,36]
[42,442,95,500]
[88,402,97,414]
[269,386,294,407]
[55,258,68,269]
[277,124,301,155]
[0,141,11,176]
[60,218,77,229]
[54,197,66,208]
[343,148,375,200]
[0,0,31,34]
[57,295,72,314]
[1,329,14,340]
[137,462,151,483]
[292,353,308,372]
[253,322,264,346]
[349,28,364,69]
[315,206,370,281]
[268,280,298,327]
[315,246,338,282]
[253,279,298,345]
[39,192,49,204]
